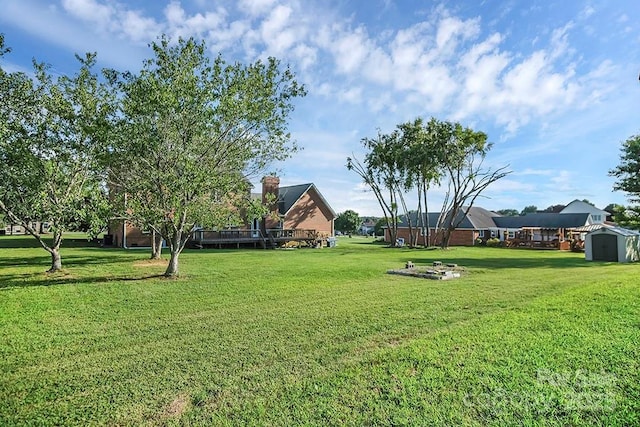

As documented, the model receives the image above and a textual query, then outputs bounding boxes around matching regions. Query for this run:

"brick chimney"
[262,176,280,229]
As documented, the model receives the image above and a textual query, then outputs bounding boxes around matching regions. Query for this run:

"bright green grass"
[1,236,638,426]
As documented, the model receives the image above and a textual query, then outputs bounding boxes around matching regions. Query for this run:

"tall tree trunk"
[150,229,163,260]
[423,182,430,247]
[165,250,179,277]
[398,191,414,247]
[48,247,62,273]
[164,229,183,278]
[441,229,451,249]
[416,182,424,247]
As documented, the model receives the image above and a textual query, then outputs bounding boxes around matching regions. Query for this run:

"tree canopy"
[349,117,509,248]
[496,209,519,217]
[0,37,113,272]
[610,134,640,203]
[335,210,360,234]
[520,205,538,216]
[108,36,305,277]
[542,204,566,213]
[608,133,640,229]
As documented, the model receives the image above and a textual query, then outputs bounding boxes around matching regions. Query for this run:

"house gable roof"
[396,208,591,230]
[398,206,500,230]
[560,200,609,217]
[278,183,337,219]
[493,213,590,229]
[588,225,640,237]
[465,206,502,229]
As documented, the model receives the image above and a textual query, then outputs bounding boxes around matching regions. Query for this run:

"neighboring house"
[386,201,606,248]
[359,218,377,235]
[490,213,591,249]
[387,206,500,246]
[3,222,50,235]
[107,176,336,248]
[559,200,609,224]
[262,176,336,237]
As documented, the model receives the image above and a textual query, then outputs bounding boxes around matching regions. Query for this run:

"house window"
[592,214,601,222]
[508,231,515,239]
[490,230,496,238]
[478,230,485,238]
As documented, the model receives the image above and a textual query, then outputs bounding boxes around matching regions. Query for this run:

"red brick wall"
[284,188,334,237]
[107,220,152,247]
[262,176,280,229]
[386,227,477,246]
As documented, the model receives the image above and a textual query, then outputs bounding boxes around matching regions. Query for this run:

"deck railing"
[191,228,320,243]
[192,229,263,242]
[266,229,318,240]
[504,239,570,250]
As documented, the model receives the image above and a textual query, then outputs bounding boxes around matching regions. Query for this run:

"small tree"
[496,209,519,217]
[542,204,565,213]
[108,36,305,277]
[348,131,405,247]
[335,210,360,234]
[0,38,113,272]
[373,218,386,236]
[520,205,538,216]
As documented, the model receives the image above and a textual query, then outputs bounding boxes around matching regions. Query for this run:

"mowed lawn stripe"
[1,237,638,425]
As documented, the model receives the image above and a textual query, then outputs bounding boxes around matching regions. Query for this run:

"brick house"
[107,176,336,248]
[386,206,499,246]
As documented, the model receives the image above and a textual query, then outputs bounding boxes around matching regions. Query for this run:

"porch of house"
[190,228,324,249]
[503,227,571,250]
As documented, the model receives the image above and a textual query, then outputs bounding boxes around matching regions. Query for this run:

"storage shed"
[585,226,640,263]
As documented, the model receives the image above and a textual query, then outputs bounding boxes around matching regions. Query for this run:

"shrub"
[486,237,501,247]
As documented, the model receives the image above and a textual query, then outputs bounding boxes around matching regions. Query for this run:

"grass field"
[1,235,639,426]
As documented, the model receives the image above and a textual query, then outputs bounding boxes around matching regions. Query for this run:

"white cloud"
[579,5,595,20]
[260,5,297,55]
[238,0,277,17]
[331,26,372,74]
[61,0,114,30]
[121,10,161,43]
[516,168,554,176]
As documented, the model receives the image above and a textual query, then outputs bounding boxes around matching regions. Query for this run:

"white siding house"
[560,200,609,224]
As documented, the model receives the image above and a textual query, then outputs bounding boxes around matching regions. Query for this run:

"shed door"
[592,234,618,262]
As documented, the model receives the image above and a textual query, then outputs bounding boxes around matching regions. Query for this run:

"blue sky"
[1,0,639,216]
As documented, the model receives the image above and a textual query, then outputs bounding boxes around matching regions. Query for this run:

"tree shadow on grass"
[0,254,136,269]
[0,272,168,290]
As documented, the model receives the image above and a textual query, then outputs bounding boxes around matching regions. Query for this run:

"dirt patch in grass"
[132,259,167,268]
[163,394,190,418]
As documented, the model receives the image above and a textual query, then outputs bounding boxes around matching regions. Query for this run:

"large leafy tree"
[348,130,407,247]
[609,134,640,229]
[400,117,445,246]
[335,210,360,234]
[435,121,510,248]
[610,134,640,202]
[0,36,113,272]
[108,36,305,277]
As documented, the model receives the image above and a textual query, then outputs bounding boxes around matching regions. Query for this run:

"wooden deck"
[190,229,322,249]
[504,239,570,250]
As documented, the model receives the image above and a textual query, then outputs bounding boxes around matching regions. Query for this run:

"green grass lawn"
[1,235,638,426]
